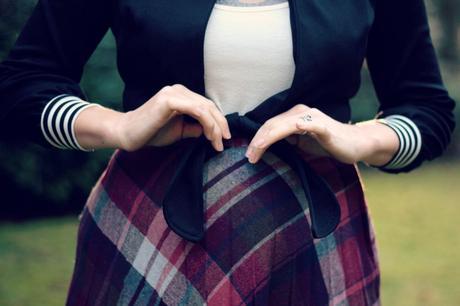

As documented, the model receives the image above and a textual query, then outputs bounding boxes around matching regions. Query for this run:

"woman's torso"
[203,0,295,115]
[112,0,374,122]
[65,1,381,304]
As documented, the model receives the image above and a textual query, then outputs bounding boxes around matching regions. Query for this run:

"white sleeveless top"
[203,1,295,115]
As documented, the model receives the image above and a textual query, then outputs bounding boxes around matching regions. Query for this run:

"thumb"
[181,123,203,139]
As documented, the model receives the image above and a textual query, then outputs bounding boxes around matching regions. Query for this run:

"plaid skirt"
[66,137,380,306]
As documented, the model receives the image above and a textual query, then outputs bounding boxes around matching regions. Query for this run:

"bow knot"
[162,113,341,242]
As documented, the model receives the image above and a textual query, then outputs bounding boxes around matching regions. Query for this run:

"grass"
[0,218,78,306]
[0,161,459,306]
[361,160,460,306]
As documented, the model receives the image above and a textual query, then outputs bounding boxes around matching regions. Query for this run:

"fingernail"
[224,131,232,139]
[245,147,252,159]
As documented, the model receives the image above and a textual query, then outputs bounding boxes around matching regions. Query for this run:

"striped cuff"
[40,94,98,151]
[376,115,422,170]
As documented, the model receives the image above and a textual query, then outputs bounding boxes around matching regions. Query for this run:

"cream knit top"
[203,0,295,115]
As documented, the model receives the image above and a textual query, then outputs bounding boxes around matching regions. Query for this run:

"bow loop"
[161,113,341,242]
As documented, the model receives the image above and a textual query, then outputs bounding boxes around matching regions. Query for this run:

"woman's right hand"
[74,84,231,152]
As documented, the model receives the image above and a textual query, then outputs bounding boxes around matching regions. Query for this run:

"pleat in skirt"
[66,137,380,306]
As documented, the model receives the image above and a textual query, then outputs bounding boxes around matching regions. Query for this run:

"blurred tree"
[434,0,460,61]
[0,0,37,58]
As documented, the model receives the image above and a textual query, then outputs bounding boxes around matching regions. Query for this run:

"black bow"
[161,112,341,242]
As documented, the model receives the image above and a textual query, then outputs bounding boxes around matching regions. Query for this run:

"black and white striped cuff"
[40,94,98,151]
[376,115,422,170]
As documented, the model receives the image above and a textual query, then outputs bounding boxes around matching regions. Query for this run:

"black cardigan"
[0,0,455,172]
[0,0,456,240]
[0,0,456,171]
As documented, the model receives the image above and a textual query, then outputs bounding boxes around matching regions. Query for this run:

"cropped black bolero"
[0,0,456,171]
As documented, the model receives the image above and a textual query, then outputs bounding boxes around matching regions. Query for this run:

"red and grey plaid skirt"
[66,137,380,306]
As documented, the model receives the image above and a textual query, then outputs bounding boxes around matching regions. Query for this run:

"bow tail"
[162,137,208,242]
[271,141,341,238]
[301,161,341,238]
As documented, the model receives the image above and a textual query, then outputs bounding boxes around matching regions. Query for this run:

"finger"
[171,87,227,149]
[182,122,203,139]
[211,119,224,151]
[167,97,223,151]
[246,119,297,163]
[197,105,224,151]
[198,102,227,150]
[285,134,299,145]
[208,105,231,139]
[146,116,184,147]
[178,85,231,140]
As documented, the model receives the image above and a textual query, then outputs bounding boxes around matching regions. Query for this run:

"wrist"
[103,108,126,149]
[74,104,125,150]
[353,120,400,166]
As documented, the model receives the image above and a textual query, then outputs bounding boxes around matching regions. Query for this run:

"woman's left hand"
[245,104,398,166]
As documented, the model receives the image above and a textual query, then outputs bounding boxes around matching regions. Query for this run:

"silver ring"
[300,114,312,122]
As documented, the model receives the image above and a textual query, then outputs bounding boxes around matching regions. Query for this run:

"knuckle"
[209,102,221,113]
[123,140,138,152]
[310,107,321,115]
[254,142,267,150]
[158,87,173,103]
[126,145,137,152]
[204,120,215,133]
[319,123,328,133]
[171,83,185,90]
[205,99,215,106]
[264,119,275,129]
[265,129,275,141]
[164,96,177,108]
[197,98,209,108]
[160,85,173,94]
[201,102,211,111]
[211,122,220,136]
[293,104,308,113]
[203,128,212,140]
[215,114,226,124]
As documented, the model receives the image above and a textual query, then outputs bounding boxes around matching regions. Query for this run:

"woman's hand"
[74,84,231,151]
[245,104,400,167]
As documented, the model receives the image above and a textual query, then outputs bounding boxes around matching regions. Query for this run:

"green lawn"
[0,218,77,306]
[0,161,459,306]
[361,161,460,306]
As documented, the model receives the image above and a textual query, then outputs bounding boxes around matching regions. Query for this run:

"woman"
[0,0,456,304]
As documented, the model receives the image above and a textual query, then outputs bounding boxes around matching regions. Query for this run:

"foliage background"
[0,0,459,305]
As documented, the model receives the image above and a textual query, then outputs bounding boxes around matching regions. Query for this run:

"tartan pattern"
[66,138,380,306]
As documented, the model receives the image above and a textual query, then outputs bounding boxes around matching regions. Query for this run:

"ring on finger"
[300,114,313,122]
[299,114,312,135]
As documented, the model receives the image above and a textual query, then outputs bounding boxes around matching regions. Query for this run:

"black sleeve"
[0,0,112,148]
[365,0,456,173]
